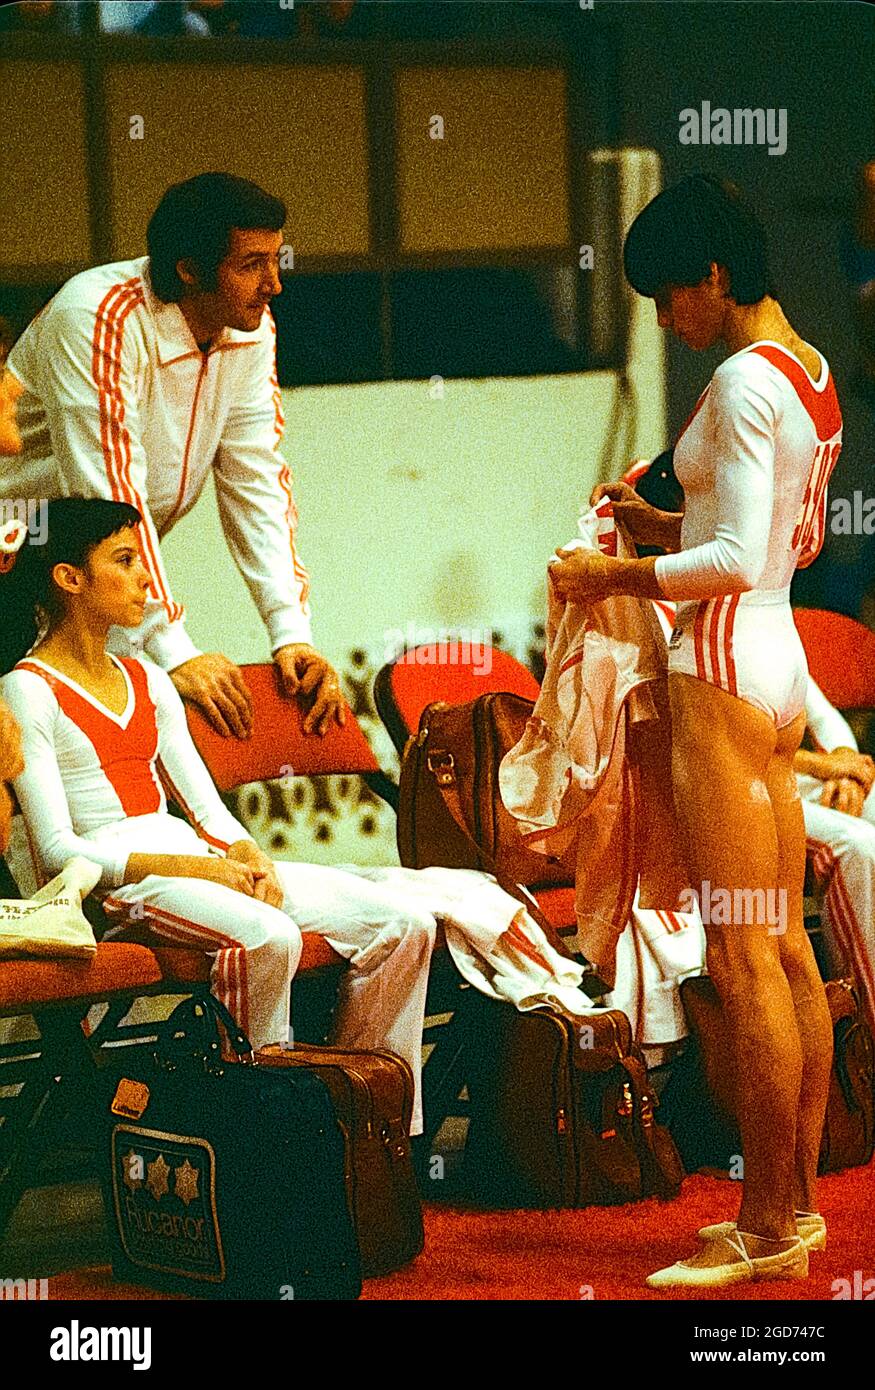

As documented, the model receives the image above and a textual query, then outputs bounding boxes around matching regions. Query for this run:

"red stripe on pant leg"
[505,914,554,973]
[825,878,872,1018]
[813,848,875,1019]
[830,867,875,1017]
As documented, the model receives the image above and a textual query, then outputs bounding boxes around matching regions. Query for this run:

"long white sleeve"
[0,671,129,888]
[805,676,857,753]
[212,311,313,653]
[145,662,250,850]
[7,297,200,672]
[655,369,777,600]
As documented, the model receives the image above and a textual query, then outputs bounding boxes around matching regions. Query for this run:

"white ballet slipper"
[645,1230,808,1289]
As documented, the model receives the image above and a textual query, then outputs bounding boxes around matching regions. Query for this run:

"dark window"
[271,273,384,387]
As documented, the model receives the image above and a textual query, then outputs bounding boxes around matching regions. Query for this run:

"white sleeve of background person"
[0,670,129,888]
[212,314,313,652]
[805,675,858,753]
[654,366,777,600]
[9,297,201,674]
[144,661,250,850]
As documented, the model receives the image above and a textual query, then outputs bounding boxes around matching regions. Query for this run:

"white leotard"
[0,654,247,888]
[655,342,843,726]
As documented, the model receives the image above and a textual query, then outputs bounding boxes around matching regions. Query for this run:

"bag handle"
[158,993,255,1073]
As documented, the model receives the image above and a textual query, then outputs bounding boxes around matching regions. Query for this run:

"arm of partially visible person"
[7,299,200,673]
[794,676,874,814]
[0,697,24,784]
[0,697,24,855]
[212,313,344,734]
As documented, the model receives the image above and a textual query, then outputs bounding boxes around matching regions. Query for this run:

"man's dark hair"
[146,173,287,302]
[623,172,774,305]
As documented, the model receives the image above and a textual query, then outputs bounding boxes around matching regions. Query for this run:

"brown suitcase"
[679,974,875,1174]
[257,1043,424,1277]
[462,994,684,1208]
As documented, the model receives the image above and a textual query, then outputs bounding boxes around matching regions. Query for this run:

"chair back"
[374,645,540,755]
[184,663,383,792]
[794,609,875,710]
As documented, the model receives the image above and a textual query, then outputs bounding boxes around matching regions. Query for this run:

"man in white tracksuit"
[796,677,875,1032]
[4,172,343,739]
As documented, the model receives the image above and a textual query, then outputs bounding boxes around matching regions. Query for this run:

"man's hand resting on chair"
[170,653,255,740]
[273,643,346,735]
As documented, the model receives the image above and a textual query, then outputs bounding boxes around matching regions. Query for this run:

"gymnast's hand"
[821,746,875,795]
[226,839,284,909]
[819,777,866,818]
[274,643,346,736]
[550,548,620,604]
[171,653,254,739]
[590,481,676,548]
[185,857,260,897]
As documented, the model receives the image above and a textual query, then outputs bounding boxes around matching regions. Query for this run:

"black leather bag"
[97,995,362,1300]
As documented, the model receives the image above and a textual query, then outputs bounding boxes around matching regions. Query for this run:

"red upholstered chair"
[793,608,875,711]
[374,645,576,935]
[374,644,540,756]
[0,934,211,1240]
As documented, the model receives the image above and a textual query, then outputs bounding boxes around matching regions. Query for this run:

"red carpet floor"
[45,1161,875,1301]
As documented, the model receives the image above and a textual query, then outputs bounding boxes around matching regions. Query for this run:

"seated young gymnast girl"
[1,497,586,1136]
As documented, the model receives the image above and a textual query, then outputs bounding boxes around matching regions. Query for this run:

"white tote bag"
[0,857,102,960]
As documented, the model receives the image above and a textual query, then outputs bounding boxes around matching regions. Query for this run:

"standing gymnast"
[551,173,842,1288]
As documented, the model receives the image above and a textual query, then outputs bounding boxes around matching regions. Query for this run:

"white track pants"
[103,859,437,1134]
[799,775,875,1033]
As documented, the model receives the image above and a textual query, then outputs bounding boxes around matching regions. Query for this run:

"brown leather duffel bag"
[678,974,875,1175]
[257,1043,424,1277]
[397,693,573,888]
[462,992,684,1208]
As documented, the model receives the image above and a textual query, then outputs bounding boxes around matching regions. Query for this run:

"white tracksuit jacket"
[5,257,312,670]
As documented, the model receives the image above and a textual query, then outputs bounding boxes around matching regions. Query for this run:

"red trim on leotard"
[747,344,842,443]
[16,657,163,816]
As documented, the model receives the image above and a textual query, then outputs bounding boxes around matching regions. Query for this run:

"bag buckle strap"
[426,750,456,787]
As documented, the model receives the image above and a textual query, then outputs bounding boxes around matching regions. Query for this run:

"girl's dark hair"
[623,172,775,305]
[0,497,142,675]
[146,172,287,303]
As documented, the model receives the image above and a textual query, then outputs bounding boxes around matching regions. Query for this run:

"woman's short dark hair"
[146,173,287,303]
[0,497,142,675]
[623,173,774,304]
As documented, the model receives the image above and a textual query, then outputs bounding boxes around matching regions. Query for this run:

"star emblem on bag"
[174,1159,199,1207]
[146,1153,170,1202]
